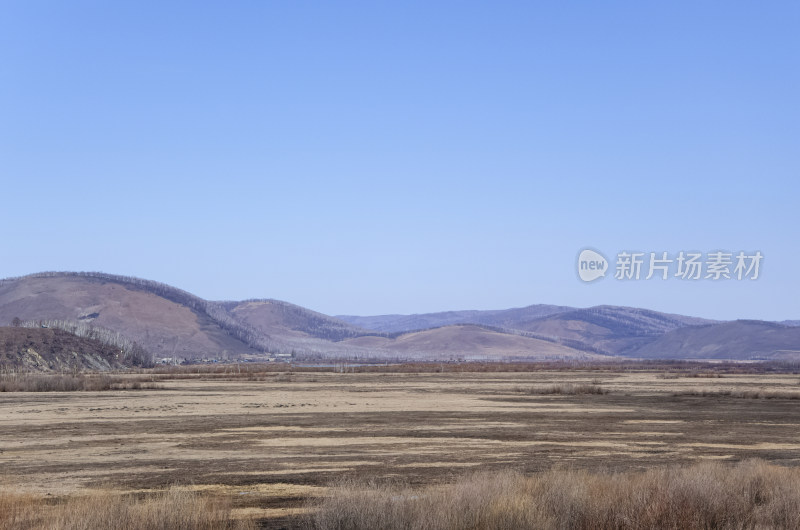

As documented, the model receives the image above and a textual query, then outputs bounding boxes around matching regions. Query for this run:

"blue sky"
[1,2,798,319]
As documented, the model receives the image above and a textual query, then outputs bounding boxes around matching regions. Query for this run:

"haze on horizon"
[2,2,798,321]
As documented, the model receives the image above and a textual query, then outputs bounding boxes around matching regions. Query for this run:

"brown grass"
[0,374,162,392]
[0,487,255,530]
[305,460,800,530]
[673,389,800,399]
[659,371,725,379]
[151,363,294,375]
[514,383,609,395]
[148,360,800,375]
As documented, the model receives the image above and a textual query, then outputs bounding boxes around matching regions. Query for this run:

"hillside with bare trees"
[0,325,149,372]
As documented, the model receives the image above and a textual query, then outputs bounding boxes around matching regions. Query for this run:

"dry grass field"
[2,366,800,528]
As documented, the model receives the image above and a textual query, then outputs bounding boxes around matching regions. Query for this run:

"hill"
[219,299,371,341]
[337,304,574,333]
[2,271,796,362]
[516,306,716,355]
[340,304,716,356]
[342,324,605,361]
[627,320,800,360]
[0,272,264,359]
[0,326,147,371]
[0,272,384,360]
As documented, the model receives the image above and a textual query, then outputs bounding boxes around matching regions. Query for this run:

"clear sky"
[2,2,798,320]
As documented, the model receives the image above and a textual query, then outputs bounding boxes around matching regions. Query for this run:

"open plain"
[2,367,800,528]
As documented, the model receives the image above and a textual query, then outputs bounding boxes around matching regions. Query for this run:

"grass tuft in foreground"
[305,460,800,530]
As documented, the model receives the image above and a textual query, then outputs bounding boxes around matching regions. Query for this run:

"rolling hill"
[0,273,607,362]
[340,304,716,356]
[342,324,603,361]
[337,304,574,333]
[219,299,370,342]
[1,271,797,362]
[628,320,800,360]
[516,306,717,355]
[0,272,262,359]
[0,272,383,360]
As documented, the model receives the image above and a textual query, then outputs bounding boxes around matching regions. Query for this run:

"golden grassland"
[1,364,800,528]
[0,487,255,530]
[308,460,800,530]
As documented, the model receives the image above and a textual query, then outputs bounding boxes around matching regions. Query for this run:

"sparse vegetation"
[660,371,725,379]
[148,360,800,375]
[3,368,800,528]
[673,388,800,399]
[0,487,255,530]
[297,360,800,374]
[0,373,161,392]
[514,383,609,395]
[0,325,149,372]
[305,460,800,530]
[18,319,152,367]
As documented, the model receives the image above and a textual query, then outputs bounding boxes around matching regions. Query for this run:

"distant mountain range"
[631,320,800,360]
[0,272,798,364]
[338,306,716,355]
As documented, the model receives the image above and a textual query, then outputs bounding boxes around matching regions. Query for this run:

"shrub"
[0,374,162,392]
[305,460,800,530]
[673,389,800,400]
[514,383,609,395]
